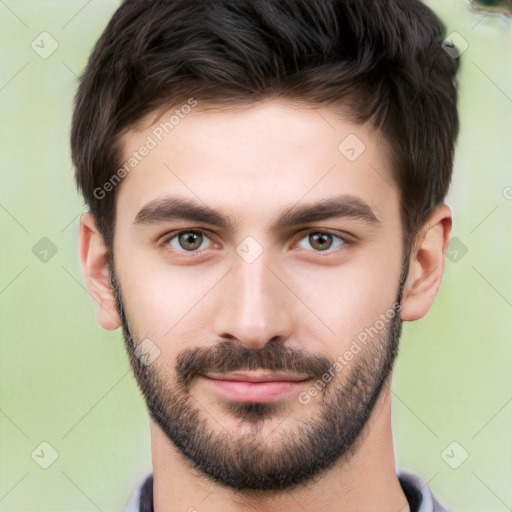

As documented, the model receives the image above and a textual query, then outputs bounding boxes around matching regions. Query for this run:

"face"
[109,100,407,491]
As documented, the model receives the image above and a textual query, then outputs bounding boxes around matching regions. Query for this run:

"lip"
[206,370,311,383]
[202,371,311,403]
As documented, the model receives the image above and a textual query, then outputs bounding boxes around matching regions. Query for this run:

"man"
[72,0,459,510]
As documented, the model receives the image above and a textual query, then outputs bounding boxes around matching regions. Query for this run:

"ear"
[79,212,121,330]
[400,204,452,321]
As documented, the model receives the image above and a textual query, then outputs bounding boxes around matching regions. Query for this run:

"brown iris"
[178,231,203,251]
[308,232,333,251]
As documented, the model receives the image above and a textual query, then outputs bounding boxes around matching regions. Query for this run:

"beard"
[110,259,408,493]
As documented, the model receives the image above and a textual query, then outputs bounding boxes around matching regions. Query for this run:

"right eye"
[164,230,213,252]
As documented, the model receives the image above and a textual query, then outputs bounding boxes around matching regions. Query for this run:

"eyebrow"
[132,194,381,232]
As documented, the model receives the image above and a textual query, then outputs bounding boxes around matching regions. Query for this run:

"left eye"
[297,232,346,252]
[168,230,212,252]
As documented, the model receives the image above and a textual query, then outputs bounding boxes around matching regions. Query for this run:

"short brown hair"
[72,0,460,250]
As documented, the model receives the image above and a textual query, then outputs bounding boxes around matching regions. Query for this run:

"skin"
[80,99,452,512]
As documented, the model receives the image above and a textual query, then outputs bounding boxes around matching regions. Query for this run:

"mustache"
[175,340,334,387]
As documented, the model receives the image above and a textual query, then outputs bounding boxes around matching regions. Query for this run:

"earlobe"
[79,213,121,330]
[400,205,452,322]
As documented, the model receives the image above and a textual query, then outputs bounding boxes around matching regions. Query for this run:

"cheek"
[115,250,224,341]
[291,249,402,350]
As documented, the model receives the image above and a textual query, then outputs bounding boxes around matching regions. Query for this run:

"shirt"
[121,469,451,512]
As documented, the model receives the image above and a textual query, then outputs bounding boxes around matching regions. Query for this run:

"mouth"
[206,370,311,383]
[202,371,311,403]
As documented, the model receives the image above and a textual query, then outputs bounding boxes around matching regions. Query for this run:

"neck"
[150,382,409,512]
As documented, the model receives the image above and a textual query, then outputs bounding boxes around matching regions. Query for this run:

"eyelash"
[160,229,351,256]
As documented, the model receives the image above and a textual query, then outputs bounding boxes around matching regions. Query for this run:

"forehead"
[115,99,399,226]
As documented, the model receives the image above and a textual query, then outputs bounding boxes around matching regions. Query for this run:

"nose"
[212,250,294,350]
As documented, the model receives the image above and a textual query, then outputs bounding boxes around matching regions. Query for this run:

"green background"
[1,1,511,510]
